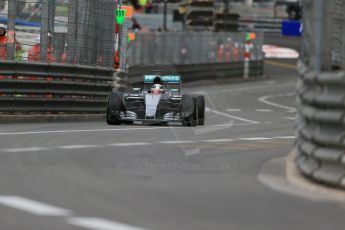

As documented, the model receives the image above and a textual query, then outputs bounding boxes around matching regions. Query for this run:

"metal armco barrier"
[127,61,264,86]
[238,17,282,34]
[296,61,345,189]
[0,60,263,115]
[0,61,114,113]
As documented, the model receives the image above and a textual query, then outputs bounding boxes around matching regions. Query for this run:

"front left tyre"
[106,91,123,125]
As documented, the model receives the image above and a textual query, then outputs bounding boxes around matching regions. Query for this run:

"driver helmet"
[153,75,163,84]
[151,84,164,95]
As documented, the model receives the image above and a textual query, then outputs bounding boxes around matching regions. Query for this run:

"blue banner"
[282,20,302,36]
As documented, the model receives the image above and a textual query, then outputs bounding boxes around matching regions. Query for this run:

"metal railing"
[127,61,264,86]
[238,17,282,34]
[0,61,114,113]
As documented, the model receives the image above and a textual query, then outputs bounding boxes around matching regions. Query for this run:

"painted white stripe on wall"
[0,196,72,216]
[67,217,148,230]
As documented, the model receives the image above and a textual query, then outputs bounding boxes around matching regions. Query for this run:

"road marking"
[0,127,176,136]
[284,117,296,120]
[1,147,48,153]
[225,109,242,112]
[193,121,235,135]
[218,85,270,94]
[258,94,296,112]
[57,145,101,150]
[265,60,297,69]
[258,157,336,203]
[208,123,258,127]
[159,140,197,144]
[202,139,234,143]
[67,217,148,230]
[275,136,296,139]
[238,137,273,141]
[108,142,151,147]
[0,137,296,154]
[206,107,259,124]
[256,109,272,112]
[185,148,200,157]
[0,196,72,216]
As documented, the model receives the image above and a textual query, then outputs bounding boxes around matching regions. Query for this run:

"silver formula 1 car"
[106,73,205,126]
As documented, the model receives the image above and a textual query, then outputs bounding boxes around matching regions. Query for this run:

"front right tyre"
[181,94,197,127]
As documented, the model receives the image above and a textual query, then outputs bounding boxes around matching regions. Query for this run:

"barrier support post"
[244,40,252,79]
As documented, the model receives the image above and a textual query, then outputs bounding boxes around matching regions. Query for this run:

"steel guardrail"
[238,17,282,34]
[0,61,114,113]
[296,60,345,189]
[127,61,264,86]
[0,60,263,114]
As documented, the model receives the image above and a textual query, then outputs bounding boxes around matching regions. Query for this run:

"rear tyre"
[106,91,123,125]
[181,94,197,127]
[192,94,205,126]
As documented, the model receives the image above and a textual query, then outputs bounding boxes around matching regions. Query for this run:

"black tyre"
[106,91,123,125]
[181,94,197,127]
[191,94,205,126]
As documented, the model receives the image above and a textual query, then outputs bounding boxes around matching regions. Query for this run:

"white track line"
[67,217,148,230]
[206,107,259,124]
[57,145,101,150]
[1,147,48,153]
[238,137,274,141]
[202,139,234,143]
[208,123,258,127]
[0,137,296,153]
[256,109,272,112]
[0,127,175,136]
[159,140,197,144]
[258,94,296,112]
[108,142,151,147]
[284,117,296,120]
[275,136,296,139]
[0,196,72,216]
[225,109,242,112]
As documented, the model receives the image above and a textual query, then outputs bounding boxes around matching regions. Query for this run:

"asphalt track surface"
[0,37,344,230]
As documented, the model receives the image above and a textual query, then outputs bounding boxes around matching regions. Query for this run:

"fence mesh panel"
[0,0,116,67]
[127,31,263,66]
